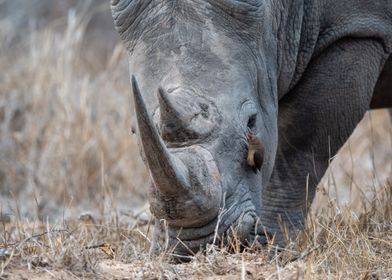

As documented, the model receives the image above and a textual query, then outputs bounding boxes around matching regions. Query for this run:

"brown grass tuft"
[0,3,149,222]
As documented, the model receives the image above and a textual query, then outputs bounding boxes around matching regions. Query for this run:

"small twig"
[85,243,106,249]
[275,247,282,280]
[1,248,14,275]
[84,242,115,259]
[135,229,151,243]
[284,244,322,265]
[7,229,73,248]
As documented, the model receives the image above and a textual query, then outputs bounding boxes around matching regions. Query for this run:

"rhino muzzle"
[132,76,222,228]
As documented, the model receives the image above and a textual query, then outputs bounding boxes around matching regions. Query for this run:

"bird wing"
[254,151,263,170]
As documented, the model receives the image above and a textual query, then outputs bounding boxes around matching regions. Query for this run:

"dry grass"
[0,3,149,222]
[0,2,391,279]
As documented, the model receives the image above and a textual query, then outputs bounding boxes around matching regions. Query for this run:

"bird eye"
[247,114,257,130]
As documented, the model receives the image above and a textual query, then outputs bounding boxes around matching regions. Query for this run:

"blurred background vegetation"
[0,0,390,225]
[0,0,149,223]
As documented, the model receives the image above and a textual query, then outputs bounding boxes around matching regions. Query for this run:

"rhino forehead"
[129,36,258,108]
[112,0,270,51]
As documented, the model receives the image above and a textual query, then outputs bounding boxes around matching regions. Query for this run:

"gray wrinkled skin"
[111,0,392,256]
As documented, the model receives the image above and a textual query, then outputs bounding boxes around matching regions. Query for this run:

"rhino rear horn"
[131,76,190,194]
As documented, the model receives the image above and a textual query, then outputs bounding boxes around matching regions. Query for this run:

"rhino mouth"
[150,175,260,257]
[155,198,258,256]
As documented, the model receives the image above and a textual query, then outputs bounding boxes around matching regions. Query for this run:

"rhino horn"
[157,85,221,144]
[131,76,190,194]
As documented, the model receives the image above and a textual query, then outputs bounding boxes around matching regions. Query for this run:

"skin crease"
[111,0,392,255]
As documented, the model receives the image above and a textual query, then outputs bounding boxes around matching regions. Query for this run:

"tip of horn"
[158,87,165,98]
[131,75,139,96]
[158,86,171,109]
[157,87,172,110]
[131,75,146,121]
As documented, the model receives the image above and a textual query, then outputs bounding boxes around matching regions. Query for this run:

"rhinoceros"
[110,0,392,256]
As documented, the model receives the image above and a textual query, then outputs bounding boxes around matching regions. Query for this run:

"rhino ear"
[110,0,135,36]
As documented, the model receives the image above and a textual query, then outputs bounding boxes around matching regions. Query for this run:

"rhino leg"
[260,38,389,244]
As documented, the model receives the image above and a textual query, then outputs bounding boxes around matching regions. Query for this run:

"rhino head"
[111,0,280,255]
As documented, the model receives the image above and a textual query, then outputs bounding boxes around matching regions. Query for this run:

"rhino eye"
[247,114,257,129]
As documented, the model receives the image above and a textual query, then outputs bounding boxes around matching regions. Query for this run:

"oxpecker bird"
[246,130,264,173]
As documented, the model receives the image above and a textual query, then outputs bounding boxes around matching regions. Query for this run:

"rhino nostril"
[166,86,181,94]
[199,103,209,118]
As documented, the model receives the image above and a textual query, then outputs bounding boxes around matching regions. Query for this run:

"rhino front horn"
[131,76,190,194]
[131,76,222,227]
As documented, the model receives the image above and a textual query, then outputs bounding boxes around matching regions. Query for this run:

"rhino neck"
[275,0,321,98]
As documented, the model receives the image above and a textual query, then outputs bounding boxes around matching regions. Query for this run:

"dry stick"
[347,138,355,207]
[140,216,153,254]
[9,192,22,241]
[212,197,226,247]
[172,236,196,260]
[100,151,105,221]
[283,244,322,265]
[0,249,14,275]
[163,219,169,254]
[208,193,237,254]
[368,111,380,189]
[275,246,282,280]
[85,243,107,249]
[241,255,246,280]
[7,229,73,248]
